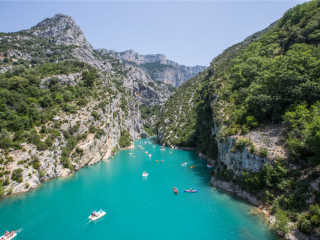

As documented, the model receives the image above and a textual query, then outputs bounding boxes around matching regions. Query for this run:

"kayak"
[89,209,106,221]
[173,187,178,194]
[184,190,198,193]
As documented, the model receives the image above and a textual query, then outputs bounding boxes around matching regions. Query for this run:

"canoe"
[184,190,198,193]
[89,210,106,221]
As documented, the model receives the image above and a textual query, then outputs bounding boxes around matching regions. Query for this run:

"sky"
[0,0,307,66]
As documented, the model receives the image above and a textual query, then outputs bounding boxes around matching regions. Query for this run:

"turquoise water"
[0,139,276,240]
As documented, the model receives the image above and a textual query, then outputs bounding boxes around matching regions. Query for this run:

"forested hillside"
[0,14,171,197]
[159,1,320,238]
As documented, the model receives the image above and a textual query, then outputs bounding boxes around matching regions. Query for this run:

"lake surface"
[0,139,276,240]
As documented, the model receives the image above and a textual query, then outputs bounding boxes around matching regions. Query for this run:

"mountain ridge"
[99,48,206,87]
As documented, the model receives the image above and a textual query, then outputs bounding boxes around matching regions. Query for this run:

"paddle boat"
[190,165,195,169]
[89,209,106,221]
[0,229,19,240]
[181,162,187,166]
[173,186,178,194]
[184,189,198,193]
[207,164,214,168]
[142,171,148,177]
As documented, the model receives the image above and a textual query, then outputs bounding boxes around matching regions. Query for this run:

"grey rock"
[97,48,206,87]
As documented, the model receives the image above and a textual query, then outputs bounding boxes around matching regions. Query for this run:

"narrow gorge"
[1,1,320,239]
[0,14,203,196]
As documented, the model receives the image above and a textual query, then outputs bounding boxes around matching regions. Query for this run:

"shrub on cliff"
[11,168,23,183]
[119,130,132,148]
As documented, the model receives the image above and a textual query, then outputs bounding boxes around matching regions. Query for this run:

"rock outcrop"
[31,14,93,51]
[98,49,206,87]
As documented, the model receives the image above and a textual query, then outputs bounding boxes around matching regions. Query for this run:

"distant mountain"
[96,49,206,87]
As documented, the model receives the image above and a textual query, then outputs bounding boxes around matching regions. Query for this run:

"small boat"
[142,171,148,177]
[181,162,187,166]
[155,160,158,162]
[145,151,148,154]
[184,189,198,193]
[170,152,172,154]
[190,165,195,169]
[160,148,166,151]
[161,160,164,163]
[173,186,178,194]
[148,154,152,157]
[0,229,19,240]
[89,209,106,221]
[129,153,132,155]
[207,164,214,168]
[133,156,135,158]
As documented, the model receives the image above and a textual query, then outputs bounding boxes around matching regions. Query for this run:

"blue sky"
[1,1,306,66]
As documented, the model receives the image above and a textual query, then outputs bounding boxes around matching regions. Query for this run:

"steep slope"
[159,1,320,238]
[0,14,170,196]
[99,49,206,87]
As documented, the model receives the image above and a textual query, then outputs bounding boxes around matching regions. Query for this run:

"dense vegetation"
[159,70,218,159]
[139,104,161,136]
[118,130,132,148]
[159,0,320,236]
[214,1,320,164]
[0,60,97,150]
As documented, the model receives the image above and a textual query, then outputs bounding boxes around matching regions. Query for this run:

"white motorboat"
[142,171,148,177]
[89,209,106,221]
[0,229,20,240]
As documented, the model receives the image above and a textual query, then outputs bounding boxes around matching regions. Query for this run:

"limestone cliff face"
[31,14,93,51]
[2,74,143,195]
[100,49,206,87]
[0,14,161,196]
[96,49,171,106]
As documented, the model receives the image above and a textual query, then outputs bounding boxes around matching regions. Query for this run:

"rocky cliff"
[99,49,206,87]
[0,13,170,196]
